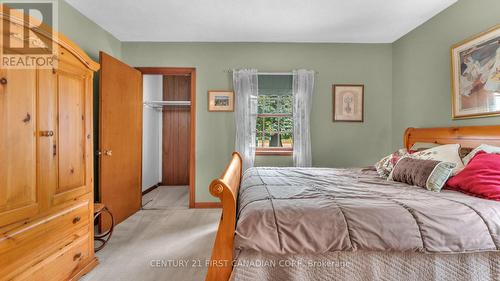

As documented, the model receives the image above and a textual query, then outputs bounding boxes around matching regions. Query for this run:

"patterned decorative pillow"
[389,157,456,192]
[374,149,410,179]
[410,144,464,175]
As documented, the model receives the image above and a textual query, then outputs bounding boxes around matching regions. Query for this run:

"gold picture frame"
[450,24,500,119]
[208,91,234,112]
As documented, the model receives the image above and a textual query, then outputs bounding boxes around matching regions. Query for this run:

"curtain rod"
[223,69,318,75]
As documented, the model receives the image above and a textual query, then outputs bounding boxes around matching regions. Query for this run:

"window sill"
[256,149,293,156]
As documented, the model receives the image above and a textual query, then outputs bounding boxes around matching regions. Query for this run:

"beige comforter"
[235,167,500,255]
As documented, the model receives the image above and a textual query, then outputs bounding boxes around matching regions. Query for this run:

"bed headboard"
[404,125,500,150]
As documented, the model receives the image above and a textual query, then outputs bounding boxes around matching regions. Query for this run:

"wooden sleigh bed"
[205,125,500,281]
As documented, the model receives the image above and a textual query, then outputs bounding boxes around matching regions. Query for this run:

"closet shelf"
[144,100,191,109]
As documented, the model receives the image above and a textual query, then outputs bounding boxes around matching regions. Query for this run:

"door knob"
[97,150,112,156]
[40,130,54,137]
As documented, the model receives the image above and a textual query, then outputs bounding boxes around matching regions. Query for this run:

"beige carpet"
[142,186,189,210]
[82,187,221,281]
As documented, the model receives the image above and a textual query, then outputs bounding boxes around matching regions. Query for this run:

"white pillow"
[462,144,500,165]
[410,144,464,175]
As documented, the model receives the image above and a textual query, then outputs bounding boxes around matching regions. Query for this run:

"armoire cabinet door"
[50,60,93,206]
[0,69,39,226]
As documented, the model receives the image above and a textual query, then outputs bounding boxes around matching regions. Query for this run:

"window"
[256,75,293,155]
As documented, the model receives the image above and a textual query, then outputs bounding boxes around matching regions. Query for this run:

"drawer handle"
[73,252,82,261]
[0,77,6,85]
[72,216,81,224]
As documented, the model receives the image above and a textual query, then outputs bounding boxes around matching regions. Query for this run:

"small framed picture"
[333,84,364,122]
[208,91,234,112]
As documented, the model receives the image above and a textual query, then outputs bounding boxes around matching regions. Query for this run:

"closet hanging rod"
[144,101,191,107]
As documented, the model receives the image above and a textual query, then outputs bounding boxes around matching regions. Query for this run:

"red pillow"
[446,151,500,200]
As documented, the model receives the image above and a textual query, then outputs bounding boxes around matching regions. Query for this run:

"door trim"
[136,67,196,208]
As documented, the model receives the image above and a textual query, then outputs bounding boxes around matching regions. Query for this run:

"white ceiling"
[65,0,457,43]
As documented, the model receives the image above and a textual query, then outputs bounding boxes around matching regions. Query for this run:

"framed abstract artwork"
[208,90,234,112]
[333,84,364,122]
[451,25,500,119]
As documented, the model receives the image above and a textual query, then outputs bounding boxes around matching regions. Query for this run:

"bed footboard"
[205,152,243,281]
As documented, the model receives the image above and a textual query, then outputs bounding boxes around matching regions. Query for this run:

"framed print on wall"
[451,25,500,119]
[333,84,364,122]
[208,91,234,112]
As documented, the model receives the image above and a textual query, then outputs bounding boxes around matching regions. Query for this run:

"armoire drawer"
[13,235,90,281]
[0,201,90,279]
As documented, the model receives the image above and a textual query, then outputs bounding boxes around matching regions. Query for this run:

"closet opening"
[138,68,196,209]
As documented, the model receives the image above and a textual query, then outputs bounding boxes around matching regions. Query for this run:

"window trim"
[256,147,293,156]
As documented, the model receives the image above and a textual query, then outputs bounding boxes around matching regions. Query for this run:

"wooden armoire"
[0,6,99,280]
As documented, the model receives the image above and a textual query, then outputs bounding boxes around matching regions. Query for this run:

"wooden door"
[162,75,191,185]
[0,69,39,226]
[99,52,142,231]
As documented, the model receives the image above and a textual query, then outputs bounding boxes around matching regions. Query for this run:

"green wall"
[58,0,500,204]
[392,0,500,149]
[58,0,121,60]
[122,43,393,202]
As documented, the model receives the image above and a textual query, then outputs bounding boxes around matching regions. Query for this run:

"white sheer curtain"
[292,69,315,167]
[233,69,259,171]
